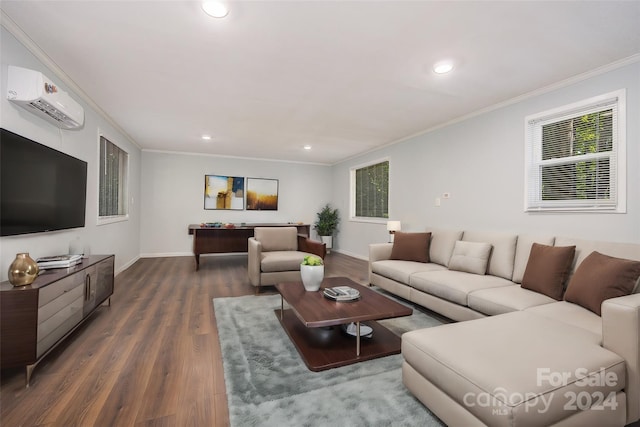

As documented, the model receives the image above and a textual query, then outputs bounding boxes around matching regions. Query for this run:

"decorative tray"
[323,286,360,301]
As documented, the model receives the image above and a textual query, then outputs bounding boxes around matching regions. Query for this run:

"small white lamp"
[386,220,401,242]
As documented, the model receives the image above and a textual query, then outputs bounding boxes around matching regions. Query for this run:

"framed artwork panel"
[246,178,279,210]
[204,175,245,210]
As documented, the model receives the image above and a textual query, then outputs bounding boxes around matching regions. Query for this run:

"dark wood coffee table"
[275,277,412,371]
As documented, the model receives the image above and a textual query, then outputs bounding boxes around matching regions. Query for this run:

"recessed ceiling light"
[202,135,212,140]
[303,145,312,150]
[202,1,229,18]
[433,61,454,74]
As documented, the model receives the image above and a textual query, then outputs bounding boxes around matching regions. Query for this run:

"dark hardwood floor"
[0,252,369,426]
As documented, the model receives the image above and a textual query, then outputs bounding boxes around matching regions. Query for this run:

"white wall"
[139,151,332,256]
[0,27,141,280]
[332,61,640,259]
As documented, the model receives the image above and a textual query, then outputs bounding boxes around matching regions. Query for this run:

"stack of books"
[37,254,83,269]
[323,286,360,301]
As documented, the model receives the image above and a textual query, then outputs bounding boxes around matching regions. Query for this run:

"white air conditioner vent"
[7,65,84,129]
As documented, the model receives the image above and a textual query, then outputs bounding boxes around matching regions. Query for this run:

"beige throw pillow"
[448,240,492,275]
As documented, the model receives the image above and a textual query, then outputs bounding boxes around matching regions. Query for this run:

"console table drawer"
[36,295,83,358]
[38,284,84,324]
[38,273,85,308]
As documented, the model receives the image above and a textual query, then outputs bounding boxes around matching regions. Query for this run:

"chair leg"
[255,285,260,295]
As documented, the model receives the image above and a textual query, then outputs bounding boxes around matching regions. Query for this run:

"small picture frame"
[204,175,245,210]
[246,178,279,210]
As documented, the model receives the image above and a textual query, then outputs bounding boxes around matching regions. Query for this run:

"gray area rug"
[214,289,446,427]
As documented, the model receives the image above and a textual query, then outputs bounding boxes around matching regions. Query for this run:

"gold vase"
[8,253,39,287]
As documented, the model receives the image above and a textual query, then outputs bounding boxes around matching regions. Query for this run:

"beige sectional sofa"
[369,228,640,427]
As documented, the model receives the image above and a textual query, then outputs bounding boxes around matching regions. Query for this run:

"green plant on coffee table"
[301,255,323,266]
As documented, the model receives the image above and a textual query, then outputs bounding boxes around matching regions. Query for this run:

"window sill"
[97,215,129,226]
[525,206,625,214]
[349,217,388,224]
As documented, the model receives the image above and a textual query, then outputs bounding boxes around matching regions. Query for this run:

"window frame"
[349,158,390,223]
[97,131,130,225]
[524,90,626,213]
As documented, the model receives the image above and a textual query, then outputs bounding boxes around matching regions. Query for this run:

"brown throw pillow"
[389,232,431,263]
[521,243,576,300]
[564,251,640,315]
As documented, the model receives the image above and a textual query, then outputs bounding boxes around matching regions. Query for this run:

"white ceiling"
[2,1,639,165]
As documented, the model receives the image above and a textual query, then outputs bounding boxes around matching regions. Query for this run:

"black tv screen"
[1,128,87,237]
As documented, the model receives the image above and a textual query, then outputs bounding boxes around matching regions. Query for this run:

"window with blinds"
[351,160,389,220]
[524,90,626,213]
[99,135,129,219]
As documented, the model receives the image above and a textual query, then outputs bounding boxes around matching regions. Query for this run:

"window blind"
[354,160,389,218]
[525,93,621,212]
[99,136,128,217]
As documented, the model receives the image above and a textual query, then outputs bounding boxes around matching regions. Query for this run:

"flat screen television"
[0,128,87,237]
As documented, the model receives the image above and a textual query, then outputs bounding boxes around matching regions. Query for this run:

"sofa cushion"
[462,230,518,280]
[521,243,575,300]
[425,228,463,267]
[371,260,446,285]
[564,251,640,315]
[389,232,431,263]
[525,301,603,339]
[468,285,556,316]
[409,270,512,306]
[448,240,492,275]
[260,250,308,272]
[254,227,298,251]
[402,311,624,427]
[512,234,555,283]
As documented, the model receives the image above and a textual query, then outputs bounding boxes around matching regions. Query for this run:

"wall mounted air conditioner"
[6,65,85,129]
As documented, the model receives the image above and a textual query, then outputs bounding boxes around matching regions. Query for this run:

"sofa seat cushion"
[525,301,603,340]
[371,260,446,285]
[260,251,309,272]
[468,285,556,316]
[402,311,625,427]
[409,270,512,306]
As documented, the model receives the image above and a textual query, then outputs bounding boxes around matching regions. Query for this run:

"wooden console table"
[188,223,310,270]
[0,255,114,386]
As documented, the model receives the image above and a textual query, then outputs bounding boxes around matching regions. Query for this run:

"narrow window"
[351,160,389,220]
[99,135,129,220]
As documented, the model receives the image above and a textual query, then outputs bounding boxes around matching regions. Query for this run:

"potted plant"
[300,255,324,291]
[313,204,340,252]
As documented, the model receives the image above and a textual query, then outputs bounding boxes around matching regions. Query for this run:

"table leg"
[280,295,284,321]
[356,321,361,357]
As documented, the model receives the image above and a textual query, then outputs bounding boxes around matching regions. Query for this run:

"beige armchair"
[248,227,326,292]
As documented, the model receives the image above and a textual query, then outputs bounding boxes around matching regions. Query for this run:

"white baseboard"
[139,252,193,258]
[115,255,140,277]
[138,252,248,258]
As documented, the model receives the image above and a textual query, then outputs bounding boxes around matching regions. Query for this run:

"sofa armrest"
[298,235,326,259]
[369,243,393,283]
[369,243,393,263]
[602,293,640,424]
[247,237,262,287]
